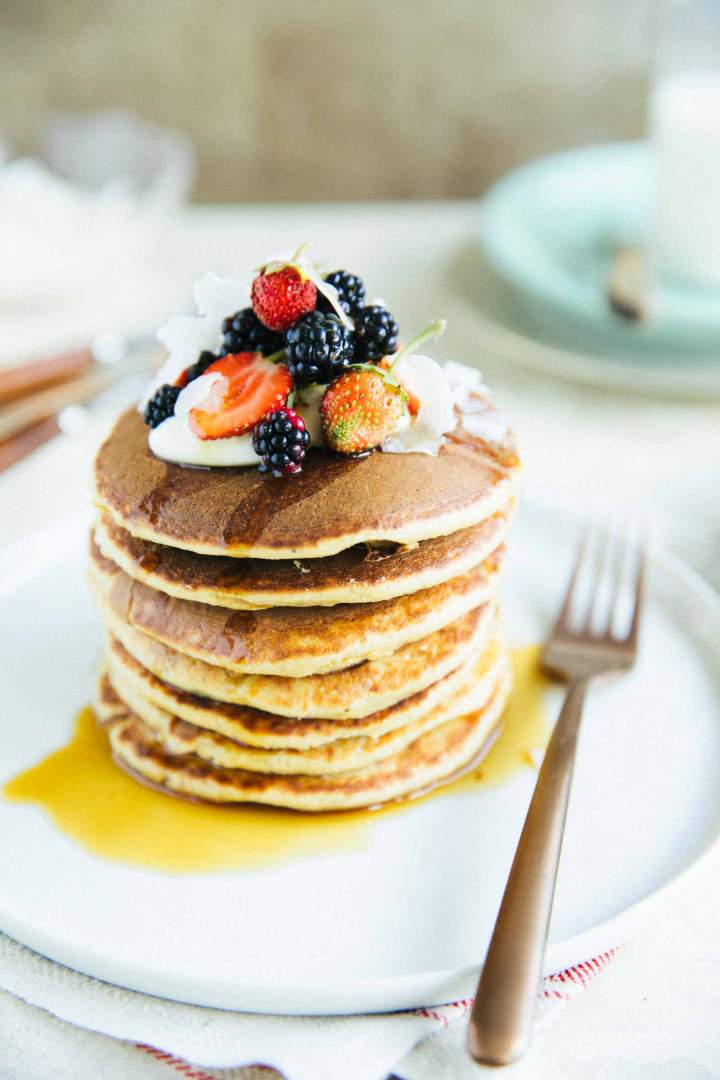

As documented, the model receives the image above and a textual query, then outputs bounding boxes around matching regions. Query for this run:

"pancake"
[105,645,508,774]
[94,509,510,609]
[96,669,511,811]
[101,602,497,719]
[90,537,498,677]
[93,409,520,559]
[105,633,502,748]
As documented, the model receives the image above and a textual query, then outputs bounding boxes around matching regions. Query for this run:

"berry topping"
[320,369,407,455]
[251,266,317,331]
[252,406,311,476]
[222,307,285,356]
[354,305,400,362]
[285,311,356,387]
[177,350,217,388]
[189,352,293,440]
[318,270,365,316]
[143,384,181,428]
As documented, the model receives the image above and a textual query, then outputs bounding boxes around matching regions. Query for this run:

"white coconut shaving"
[140,273,249,409]
[444,360,510,443]
[175,371,226,419]
[461,408,510,442]
[444,360,489,411]
[382,354,455,456]
[192,272,249,327]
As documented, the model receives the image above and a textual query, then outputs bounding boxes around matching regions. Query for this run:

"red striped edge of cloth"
[135,949,618,1076]
[135,1046,217,1079]
[136,1045,277,1078]
[413,947,619,1024]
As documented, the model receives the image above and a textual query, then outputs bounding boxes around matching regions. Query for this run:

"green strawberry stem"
[345,320,448,389]
[265,348,287,365]
[386,319,447,375]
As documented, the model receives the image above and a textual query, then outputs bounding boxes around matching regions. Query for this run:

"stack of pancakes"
[90,409,520,811]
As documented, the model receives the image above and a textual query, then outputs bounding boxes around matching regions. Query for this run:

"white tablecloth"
[1,201,719,1079]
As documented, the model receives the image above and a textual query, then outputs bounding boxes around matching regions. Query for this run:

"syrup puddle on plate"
[3,646,551,874]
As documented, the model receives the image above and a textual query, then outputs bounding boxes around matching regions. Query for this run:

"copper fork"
[468,526,645,1066]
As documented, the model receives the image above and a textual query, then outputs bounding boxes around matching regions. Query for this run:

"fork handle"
[468,676,589,1066]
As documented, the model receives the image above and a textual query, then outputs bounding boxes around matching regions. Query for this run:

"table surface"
[1,200,719,1079]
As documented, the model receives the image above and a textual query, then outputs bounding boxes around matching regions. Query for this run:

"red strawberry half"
[189,352,293,440]
[251,266,317,331]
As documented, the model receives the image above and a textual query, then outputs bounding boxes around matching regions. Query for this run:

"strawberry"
[320,369,407,455]
[189,352,292,440]
[251,266,317,331]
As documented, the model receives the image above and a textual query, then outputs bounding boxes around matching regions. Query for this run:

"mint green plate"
[476,142,720,354]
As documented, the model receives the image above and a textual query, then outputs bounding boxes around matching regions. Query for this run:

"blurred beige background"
[2,0,654,202]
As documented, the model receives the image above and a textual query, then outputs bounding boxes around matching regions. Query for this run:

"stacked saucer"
[90,408,519,811]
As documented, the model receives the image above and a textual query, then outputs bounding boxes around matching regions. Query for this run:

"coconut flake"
[192,272,249,326]
[382,354,455,456]
[175,371,226,417]
[444,360,490,411]
[313,277,354,329]
[396,355,455,436]
[157,314,218,367]
[443,360,510,443]
[461,408,510,443]
[382,428,445,456]
[140,273,252,409]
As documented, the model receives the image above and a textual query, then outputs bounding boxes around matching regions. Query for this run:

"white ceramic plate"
[1,501,719,1015]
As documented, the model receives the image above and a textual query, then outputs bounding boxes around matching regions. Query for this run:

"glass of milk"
[650,0,720,288]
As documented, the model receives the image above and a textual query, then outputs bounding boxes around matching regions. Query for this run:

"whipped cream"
[149,369,327,468]
[149,370,259,466]
[149,416,258,467]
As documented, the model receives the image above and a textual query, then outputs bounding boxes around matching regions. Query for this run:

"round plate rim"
[449,280,720,401]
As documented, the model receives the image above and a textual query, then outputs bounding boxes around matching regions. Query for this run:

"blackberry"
[285,311,356,387]
[318,270,365,316]
[252,407,311,476]
[222,307,285,356]
[182,350,217,385]
[143,384,181,428]
[354,305,399,361]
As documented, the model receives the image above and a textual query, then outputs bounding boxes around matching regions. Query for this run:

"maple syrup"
[3,646,550,873]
